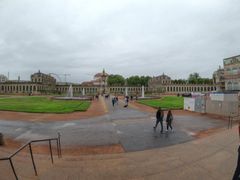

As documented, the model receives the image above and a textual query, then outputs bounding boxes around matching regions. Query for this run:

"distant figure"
[233,145,240,180]
[166,110,173,132]
[95,94,99,100]
[124,96,129,108]
[112,97,115,107]
[130,95,133,101]
[115,96,118,105]
[153,107,164,133]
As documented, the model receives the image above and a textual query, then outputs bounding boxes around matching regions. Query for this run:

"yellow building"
[223,55,240,90]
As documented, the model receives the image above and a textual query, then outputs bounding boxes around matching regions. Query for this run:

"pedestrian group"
[153,107,173,133]
[111,96,119,107]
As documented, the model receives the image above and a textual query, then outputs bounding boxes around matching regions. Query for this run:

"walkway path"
[0,96,228,153]
[0,97,237,179]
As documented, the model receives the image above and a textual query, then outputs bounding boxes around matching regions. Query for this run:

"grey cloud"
[0,0,240,82]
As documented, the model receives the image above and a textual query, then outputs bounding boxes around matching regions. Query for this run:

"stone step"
[0,149,61,180]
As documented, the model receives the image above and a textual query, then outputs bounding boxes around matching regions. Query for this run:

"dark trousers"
[233,146,240,180]
[167,121,173,130]
[154,119,163,133]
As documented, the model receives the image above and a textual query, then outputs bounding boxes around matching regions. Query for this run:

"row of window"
[226,81,240,90]
[57,87,148,92]
[0,85,44,92]
[0,85,216,93]
[225,67,240,75]
[57,87,97,92]
[165,86,216,92]
[109,87,146,92]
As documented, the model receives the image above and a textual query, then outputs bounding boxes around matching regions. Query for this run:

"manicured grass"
[138,96,183,109]
[0,96,91,113]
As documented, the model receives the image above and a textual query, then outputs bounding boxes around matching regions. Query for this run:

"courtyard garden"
[137,96,183,109]
[0,96,91,113]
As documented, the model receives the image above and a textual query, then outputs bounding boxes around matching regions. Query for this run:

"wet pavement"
[0,97,228,152]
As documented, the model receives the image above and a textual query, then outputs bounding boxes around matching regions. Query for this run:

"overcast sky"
[0,0,240,83]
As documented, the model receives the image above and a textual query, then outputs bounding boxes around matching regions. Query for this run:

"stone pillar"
[125,87,128,96]
[141,85,145,98]
[82,88,85,96]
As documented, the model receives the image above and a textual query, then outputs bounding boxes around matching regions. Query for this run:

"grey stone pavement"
[0,97,228,152]
[38,127,239,180]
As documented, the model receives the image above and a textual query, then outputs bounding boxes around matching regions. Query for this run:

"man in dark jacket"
[233,145,240,180]
[153,107,164,133]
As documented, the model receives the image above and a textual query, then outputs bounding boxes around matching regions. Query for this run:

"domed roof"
[94,69,108,78]
[0,74,8,82]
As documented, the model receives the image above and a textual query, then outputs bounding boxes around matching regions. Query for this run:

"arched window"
[227,81,232,90]
[234,82,239,90]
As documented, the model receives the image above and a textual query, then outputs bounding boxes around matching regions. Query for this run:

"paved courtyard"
[0,96,228,152]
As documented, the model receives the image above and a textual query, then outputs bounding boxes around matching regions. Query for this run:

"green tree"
[126,76,151,86]
[188,72,200,84]
[188,73,213,84]
[140,76,151,87]
[126,76,141,86]
[107,74,125,86]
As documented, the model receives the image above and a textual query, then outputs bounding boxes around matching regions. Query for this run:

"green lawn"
[138,96,183,109]
[0,96,91,113]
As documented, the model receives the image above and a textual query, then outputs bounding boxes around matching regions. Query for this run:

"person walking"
[233,145,240,180]
[166,110,173,132]
[95,94,99,100]
[112,97,115,107]
[124,96,129,108]
[153,107,164,133]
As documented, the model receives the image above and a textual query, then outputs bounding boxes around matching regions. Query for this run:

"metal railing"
[228,115,240,129]
[0,133,62,180]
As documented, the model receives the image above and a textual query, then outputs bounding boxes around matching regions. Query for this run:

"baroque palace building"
[148,74,217,94]
[223,55,240,91]
[0,70,57,94]
[212,54,240,92]
[0,69,217,96]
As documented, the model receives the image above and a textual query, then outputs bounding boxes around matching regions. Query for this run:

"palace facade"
[213,66,225,91]
[212,54,240,92]
[148,74,217,93]
[0,70,217,96]
[223,55,240,91]
[0,71,57,95]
